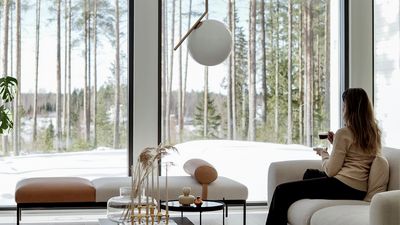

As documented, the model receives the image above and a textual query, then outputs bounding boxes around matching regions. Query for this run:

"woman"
[265,88,381,225]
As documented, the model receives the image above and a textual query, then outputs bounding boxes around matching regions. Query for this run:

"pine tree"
[234,25,248,140]
[194,94,221,139]
[45,121,55,150]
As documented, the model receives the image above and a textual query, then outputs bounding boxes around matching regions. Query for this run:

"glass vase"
[107,187,133,224]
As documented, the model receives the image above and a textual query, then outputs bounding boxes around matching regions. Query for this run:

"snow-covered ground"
[0,140,318,206]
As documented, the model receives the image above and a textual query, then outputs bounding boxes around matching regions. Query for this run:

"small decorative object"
[194,196,203,207]
[178,187,195,206]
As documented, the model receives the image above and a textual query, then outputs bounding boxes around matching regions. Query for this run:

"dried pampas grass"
[131,144,178,198]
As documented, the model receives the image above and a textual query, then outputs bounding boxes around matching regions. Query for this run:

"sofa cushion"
[91,177,132,202]
[287,199,369,225]
[364,155,389,201]
[310,205,369,225]
[15,177,96,203]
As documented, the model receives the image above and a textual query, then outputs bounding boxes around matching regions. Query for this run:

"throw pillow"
[364,155,390,202]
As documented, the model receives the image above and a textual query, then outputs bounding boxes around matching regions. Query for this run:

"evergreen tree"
[194,94,221,139]
[45,121,55,150]
[234,25,248,140]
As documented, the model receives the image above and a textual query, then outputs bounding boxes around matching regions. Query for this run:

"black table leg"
[222,205,225,225]
[199,211,202,225]
[17,206,20,225]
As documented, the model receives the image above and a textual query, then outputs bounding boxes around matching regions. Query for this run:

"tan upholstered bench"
[15,177,102,225]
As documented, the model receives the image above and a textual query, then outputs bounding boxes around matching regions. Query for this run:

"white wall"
[133,0,159,163]
[348,0,373,98]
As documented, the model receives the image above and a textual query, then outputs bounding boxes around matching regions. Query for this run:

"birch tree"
[33,0,41,148]
[56,0,62,151]
[165,0,176,143]
[305,0,314,146]
[161,0,168,142]
[93,0,98,147]
[182,0,192,141]
[2,0,10,154]
[66,0,72,149]
[298,2,304,144]
[63,0,68,138]
[13,0,21,155]
[203,66,208,138]
[113,0,121,148]
[274,0,279,142]
[324,0,330,129]
[261,0,267,127]
[227,0,236,140]
[83,0,91,143]
[287,0,292,144]
[247,0,256,141]
[177,0,183,142]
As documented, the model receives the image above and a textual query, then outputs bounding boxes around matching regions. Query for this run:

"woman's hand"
[327,131,334,144]
[313,147,328,156]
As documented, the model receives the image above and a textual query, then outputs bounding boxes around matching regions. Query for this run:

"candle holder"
[107,144,177,225]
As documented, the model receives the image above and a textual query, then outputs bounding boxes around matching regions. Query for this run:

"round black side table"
[160,200,225,225]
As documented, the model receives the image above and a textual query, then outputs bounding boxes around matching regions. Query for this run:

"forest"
[0,0,332,156]
[0,0,128,156]
[162,0,332,147]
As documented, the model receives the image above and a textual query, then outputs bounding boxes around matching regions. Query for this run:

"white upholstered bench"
[15,176,248,225]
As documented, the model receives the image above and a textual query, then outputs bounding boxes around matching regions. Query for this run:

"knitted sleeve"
[321,128,352,177]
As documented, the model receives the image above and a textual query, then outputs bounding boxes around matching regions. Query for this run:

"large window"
[0,0,128,206]
[162,0,343,201]
[374,0,400,148]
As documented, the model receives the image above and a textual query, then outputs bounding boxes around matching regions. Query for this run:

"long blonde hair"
[342,88,381,155]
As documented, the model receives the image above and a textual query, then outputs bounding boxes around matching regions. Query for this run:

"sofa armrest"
[370,190,400,225]
[268,160,321,204]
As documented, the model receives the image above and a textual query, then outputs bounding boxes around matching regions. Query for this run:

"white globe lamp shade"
[188,19,232,66]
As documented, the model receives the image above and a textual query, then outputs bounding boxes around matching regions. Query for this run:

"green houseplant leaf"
[0,76,18,134]
[0,76,18,103]
[0,105,13,134]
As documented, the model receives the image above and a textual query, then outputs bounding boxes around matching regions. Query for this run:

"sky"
[12,0,244,94]
[6,0,128,94]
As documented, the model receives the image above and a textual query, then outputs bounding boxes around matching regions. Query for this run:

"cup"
[318,132,328,140]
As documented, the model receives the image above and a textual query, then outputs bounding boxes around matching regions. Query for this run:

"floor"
[0,206,268,225]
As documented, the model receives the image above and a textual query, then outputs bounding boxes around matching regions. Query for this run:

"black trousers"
[265,169,366,225]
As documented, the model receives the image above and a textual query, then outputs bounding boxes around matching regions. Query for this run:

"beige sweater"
[320,127,376,192]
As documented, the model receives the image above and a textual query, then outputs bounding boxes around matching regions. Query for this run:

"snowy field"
[0,140,318,206]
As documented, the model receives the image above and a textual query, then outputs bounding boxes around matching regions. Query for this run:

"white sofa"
[267,146,400,225]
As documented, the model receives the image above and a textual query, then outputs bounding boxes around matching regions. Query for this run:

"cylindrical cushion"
[15,177,96,203]
[183,158,218,184]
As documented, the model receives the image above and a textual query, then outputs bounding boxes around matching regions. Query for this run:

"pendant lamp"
[174,0,232,66]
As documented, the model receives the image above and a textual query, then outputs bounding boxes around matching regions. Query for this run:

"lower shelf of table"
[98,217,194,225]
